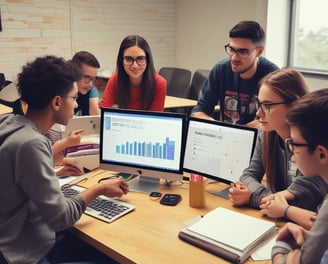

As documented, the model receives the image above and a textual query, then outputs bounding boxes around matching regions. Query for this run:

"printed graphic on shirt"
[45,124,65,145]
[224,90,257,124]
[288,160,298,182]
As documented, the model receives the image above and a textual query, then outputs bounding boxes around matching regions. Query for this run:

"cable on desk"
[164,179,184,187]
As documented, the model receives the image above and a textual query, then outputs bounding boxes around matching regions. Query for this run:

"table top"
[164,95,198,109]
[71,170,281,264]
[0,104,12,115]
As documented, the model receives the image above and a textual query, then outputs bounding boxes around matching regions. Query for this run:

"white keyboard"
[61,184,135,223]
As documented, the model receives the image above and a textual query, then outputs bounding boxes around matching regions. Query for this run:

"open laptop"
[64,115,101,171]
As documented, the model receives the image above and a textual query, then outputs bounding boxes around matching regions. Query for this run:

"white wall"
[303,74,328,90]
[266,0,290,68]
[175,0,268,73]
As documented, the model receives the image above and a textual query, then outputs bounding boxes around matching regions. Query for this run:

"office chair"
[159,67,192,98]
[188,69,210,100]
[0,82,24,115]
[0,73,5,89]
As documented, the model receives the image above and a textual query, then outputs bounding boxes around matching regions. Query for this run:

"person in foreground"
[0,55,129,263]
[229,69,328,229]
[99,35,166,111]
[72,50,101,115]
[191,20,278,126]
[271,88,328,264]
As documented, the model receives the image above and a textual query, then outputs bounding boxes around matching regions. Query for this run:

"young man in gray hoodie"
[0,55,128,263]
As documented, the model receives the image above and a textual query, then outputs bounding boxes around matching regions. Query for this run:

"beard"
[231,58,257,75]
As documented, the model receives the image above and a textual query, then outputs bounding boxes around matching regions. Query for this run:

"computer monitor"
[183,117,257,198]
[100,108,186,193]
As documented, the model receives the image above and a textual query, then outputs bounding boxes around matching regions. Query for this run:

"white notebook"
[179,207,277,263]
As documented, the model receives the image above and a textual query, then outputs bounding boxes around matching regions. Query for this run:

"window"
[289,0,328,74]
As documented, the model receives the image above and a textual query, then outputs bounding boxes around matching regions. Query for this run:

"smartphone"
[160,194,182,206]
[115,172,137,181]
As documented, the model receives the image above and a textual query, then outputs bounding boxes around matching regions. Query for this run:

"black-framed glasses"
[62,95,79,102]
[286,138,309,155]
[83,75,97,84]
[122,56,147,66]
[255,100,287,114]
[224,44,258,59]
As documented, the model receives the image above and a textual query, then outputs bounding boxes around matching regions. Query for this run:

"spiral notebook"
[178,207,277,263]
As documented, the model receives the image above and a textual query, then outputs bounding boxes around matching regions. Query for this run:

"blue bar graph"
[116,137,175,160]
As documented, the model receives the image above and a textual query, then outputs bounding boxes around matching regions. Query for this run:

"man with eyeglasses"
[45,51,101,176]
[72,51,101,116]
[191,20,278,127]
[271,88,328,264]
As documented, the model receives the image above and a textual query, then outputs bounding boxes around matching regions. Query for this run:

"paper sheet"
[251,235,277,261]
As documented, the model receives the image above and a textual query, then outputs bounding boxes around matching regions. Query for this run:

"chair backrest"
[159,67,192,98]
[0,73,5,90]
[0,82,23,115]
[188,69,210,100]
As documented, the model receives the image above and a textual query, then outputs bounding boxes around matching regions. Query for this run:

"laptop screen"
[64,115,100,138]
[183,117,257,184]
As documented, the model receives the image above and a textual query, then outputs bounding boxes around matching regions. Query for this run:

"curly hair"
[17,55,82,110]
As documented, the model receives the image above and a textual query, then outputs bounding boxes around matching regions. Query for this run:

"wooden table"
[71,170,281,264]
[164,95,198,113]
[0,104,12,115]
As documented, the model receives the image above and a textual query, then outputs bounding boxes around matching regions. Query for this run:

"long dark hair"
[116,35,156,109]
[259,68,309,190]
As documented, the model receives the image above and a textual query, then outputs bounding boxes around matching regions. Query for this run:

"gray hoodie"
[272,195,328,263]
[0,114,86,264]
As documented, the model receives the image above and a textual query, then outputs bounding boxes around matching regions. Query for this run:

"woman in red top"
[99,35,166,111]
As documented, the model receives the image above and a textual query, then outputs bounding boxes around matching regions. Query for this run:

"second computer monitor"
[183,117,257,184]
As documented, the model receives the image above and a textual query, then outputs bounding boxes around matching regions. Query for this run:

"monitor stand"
[128,176,160,194]
[211,186,230,200]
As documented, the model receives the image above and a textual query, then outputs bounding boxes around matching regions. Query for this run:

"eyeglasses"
[224,44,258,59]
[83,75,97,84]
[62,95,78,102]
[286,138,309,155]
[255,100,287,114]
[122,56,147,66]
